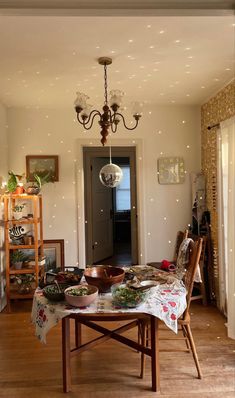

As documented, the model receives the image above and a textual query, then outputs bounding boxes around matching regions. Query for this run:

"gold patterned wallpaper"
[201,81,235,306]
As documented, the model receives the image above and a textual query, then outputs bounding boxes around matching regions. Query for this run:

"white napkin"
[176,238,202,283]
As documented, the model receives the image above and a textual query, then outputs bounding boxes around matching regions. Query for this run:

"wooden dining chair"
[147,229,189,270]
[148,229,207,305]
[140,237,203,380]
[173,229,189,262]
[175,230,208,305]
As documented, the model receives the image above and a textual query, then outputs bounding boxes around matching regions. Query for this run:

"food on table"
[64,284,98,307]
[124,266,176,285]
[65,286,93,296]
[112,285,146,308]
[55,272,82,283]
[44,284,62,294]
[84,266,125,293]
[43,283,68,301]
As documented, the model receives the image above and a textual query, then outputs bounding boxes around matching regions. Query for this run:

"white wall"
[7,104,201,266]
[0,101,8,310]
[0,102,8,182]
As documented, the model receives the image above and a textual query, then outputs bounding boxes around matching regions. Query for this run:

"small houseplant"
[26,172,52,195]
[7,171,25,194]
[15,273,34,294]
[10,250,26,269]
[12,203,26,220]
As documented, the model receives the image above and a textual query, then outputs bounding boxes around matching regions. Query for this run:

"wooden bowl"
[84,266,125,293]
[64,284,98,307]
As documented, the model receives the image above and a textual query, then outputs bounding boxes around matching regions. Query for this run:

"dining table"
[31,267,187,393]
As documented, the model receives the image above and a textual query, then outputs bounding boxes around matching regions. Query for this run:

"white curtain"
[217,116,235,339]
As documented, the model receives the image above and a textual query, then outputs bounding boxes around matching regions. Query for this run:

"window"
[115,166,131,211]
[218,116,235,339]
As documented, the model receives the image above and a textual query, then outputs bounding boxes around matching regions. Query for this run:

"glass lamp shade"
[81,103,93,117]
[99,163,123,188]
[132,101,143,116]
[74,91,89,110]
[110,89,124,107]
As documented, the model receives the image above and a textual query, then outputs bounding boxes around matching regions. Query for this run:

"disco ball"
[99,163,123,188]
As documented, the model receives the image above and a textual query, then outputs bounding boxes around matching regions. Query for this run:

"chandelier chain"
[104,63,108,106]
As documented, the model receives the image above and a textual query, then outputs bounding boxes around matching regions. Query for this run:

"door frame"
[83,146,138,265]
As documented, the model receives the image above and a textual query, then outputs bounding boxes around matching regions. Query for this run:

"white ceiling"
[0,15,234,108]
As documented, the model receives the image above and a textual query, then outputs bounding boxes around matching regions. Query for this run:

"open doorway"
[83,147,138,266]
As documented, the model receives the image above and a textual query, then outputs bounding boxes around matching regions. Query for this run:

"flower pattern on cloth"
[31,279,187,343]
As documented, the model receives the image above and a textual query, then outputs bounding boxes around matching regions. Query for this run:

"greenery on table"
[112,285,146,308]
[66,286,92,296]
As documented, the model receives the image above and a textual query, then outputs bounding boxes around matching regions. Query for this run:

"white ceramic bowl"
[64,284,98,307]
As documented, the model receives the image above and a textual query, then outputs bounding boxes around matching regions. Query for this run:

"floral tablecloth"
[31,280,187,343]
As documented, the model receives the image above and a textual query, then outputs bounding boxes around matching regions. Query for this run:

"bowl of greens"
[43,284,68,302]
[64,284,98,307]
[111,285,147,308]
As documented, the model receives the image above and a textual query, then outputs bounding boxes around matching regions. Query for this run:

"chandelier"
[74,57,142,146]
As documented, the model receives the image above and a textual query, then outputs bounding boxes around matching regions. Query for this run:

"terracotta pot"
[14,186,24,194]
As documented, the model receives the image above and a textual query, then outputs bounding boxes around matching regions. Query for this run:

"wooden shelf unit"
[3,194,44,312]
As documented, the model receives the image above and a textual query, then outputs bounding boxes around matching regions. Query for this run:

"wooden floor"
[0,302,234,398]
[97,241,132,266]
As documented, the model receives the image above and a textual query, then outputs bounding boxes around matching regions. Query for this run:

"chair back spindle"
[183,238,203,318]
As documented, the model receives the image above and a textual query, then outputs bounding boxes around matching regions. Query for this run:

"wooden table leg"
[62,317,71,393]
[150,316,160,392]
[75,319,81,348]
[140,319,146,379]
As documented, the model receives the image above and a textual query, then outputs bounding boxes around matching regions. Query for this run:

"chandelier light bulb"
[74,57,141,146]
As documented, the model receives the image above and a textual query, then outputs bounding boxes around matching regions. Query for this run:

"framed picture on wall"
[157,157,185,184]
[26,155,59,182]
[43,239,65,270]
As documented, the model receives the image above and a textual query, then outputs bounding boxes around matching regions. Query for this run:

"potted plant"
[10,250,26,269]
[15,273,34,294]
[7,171,25,194]
[12,203,26,220]
[26,172,52,195]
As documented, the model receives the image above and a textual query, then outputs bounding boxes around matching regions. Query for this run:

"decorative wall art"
[157,157,185,184]
[26,155,59,182]
[43,239,65,270]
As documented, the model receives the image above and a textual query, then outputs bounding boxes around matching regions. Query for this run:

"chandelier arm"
[114,112,140,131]
[109,110,118,133]
[76,110,102,130]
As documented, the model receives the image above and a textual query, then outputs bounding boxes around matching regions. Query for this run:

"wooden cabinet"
[2,194,44,311]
